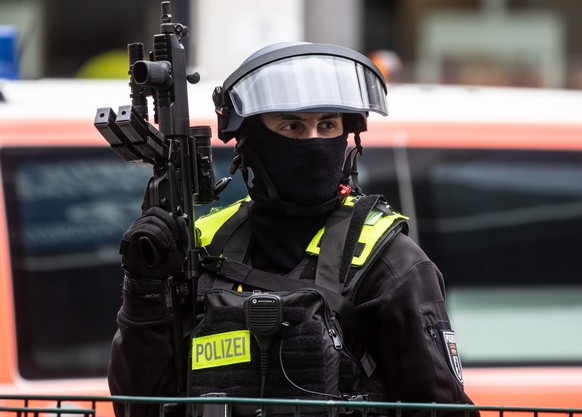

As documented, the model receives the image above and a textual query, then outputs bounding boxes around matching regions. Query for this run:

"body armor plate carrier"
[189,194,408,415]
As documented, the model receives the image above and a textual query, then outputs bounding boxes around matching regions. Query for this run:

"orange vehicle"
[1,80,582,413]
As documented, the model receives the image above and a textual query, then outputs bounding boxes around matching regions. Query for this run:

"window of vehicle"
[360,146,582,366]
[0,146,245,380]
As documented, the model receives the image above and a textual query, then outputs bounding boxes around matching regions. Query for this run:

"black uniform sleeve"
[354,232,478,416]
[108,288,177,417]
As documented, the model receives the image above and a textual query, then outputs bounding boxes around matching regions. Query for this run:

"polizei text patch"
[191,330,251,370]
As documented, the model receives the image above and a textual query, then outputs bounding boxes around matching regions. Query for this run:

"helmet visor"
[228,55,388,118]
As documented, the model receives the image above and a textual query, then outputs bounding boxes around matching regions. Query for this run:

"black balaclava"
[239,117,348,273]
[242,117,348,211]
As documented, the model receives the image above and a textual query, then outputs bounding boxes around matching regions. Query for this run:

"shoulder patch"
[440,329,464,384]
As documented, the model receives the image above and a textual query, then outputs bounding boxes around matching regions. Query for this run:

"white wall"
[193,0,304,83]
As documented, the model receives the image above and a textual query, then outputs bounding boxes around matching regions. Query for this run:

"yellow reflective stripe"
[306,228,325,255]
[306,210,408,267]
[351,213,407,266]
[343,196,358,207]
[191,330,251,370]
[305,197,356,254]
[195,197,250,247]
[365,209,384,226]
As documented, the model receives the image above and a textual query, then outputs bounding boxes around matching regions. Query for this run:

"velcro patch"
[191,330,251,370]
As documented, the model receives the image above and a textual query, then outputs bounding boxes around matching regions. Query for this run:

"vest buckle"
[200,255,225,273]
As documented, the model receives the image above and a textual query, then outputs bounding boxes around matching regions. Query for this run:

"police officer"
[109,42,478,417]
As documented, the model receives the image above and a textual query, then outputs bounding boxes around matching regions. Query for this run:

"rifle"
[94,1,229,394]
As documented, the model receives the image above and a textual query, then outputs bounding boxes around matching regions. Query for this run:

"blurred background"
[1,0,582,89]
[1,0,582,408]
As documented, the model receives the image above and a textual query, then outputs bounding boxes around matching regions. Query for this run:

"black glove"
[120,207,189,280]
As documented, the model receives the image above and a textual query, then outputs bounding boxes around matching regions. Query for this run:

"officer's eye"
[281,123,300,131]
[319,121,337,130]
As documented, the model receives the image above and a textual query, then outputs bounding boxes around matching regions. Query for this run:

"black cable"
[259,352,268,398]
[244,292,283,399]
[278,323,342,399]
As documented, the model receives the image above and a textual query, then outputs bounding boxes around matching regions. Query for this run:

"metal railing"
[1,395,581,417]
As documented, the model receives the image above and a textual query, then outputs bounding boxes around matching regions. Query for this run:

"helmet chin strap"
[341,131,363,195]
[230,130,363,217]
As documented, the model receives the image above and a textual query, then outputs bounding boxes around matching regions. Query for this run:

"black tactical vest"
[188,194,408,414]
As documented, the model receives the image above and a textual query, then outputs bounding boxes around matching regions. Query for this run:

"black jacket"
[108,203,476,416]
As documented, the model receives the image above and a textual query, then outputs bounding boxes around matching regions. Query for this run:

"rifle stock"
[94,0,230,395]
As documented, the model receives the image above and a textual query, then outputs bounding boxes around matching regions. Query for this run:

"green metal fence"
[1,395,581,417]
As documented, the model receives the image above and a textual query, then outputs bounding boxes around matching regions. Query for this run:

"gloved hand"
[120,207,189,280]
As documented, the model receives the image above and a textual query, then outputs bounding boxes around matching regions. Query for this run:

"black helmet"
[212,42,388,142]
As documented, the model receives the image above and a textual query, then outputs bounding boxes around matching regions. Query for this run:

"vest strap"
[314,204,355,293]
[338,194,383,283]
[314,194,383,293]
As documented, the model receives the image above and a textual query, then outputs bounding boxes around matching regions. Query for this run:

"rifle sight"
[133,60,172,88]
